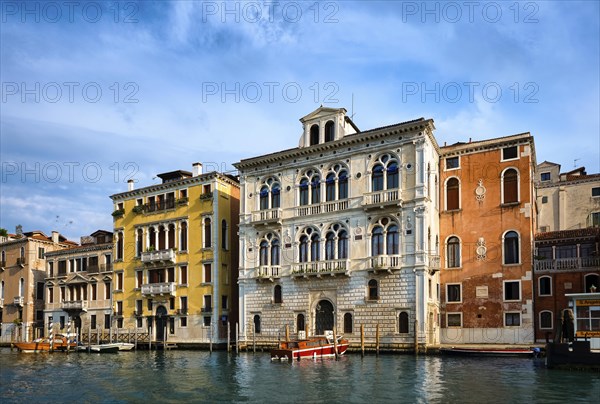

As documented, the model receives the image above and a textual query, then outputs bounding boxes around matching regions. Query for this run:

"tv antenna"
[573,158,580,168]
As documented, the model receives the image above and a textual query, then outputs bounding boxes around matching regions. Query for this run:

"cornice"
[440,133,533,158]
[44,243,113,257]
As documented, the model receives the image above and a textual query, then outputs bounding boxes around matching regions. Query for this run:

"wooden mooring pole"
[360,324,365,357]
[236,322,239,354]
[227,322,231,353]
[376,323,380,356]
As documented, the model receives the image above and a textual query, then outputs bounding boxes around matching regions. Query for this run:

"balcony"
[534,256,600,272]
[201,307,212,313]
[16,257,25,267]
[176,308,188,315]
[61,300,89,312]
[141,282,176,296]
[13,296,24,306]
[146,199,176,213]
[429,255,441,272]
[371,255,403,273]
[363,189,402,209]
[141,249,176,264]
[292,259,349,278]
[251,208,282,224]
[256,265,281,282]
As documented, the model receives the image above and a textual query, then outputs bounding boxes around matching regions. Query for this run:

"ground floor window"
[505,312,521,326]
[447,313,462,327]
[399,311,409,333]
[540,311,552,329]
[169,318,175,334]
[136,317,143,328]
[203,316,211,327]
[253,315,261,334]
[181,317,187,327]
[343,313,353,334]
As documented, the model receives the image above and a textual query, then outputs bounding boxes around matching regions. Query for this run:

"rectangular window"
[181,317,187,327]
[60,286,66,302]
[60,316,65,329]
[445,157,459,170]
[446,284,461,303]
[447,313,462,327]
[204,263,212,283]
[169,297,175,310]
[36,282,44,300]
[203,317,211,327]
[505,312,521,326]
[180,266,188,285]
[58,260,66,275]
[540,172,551,182]
[48,287,54,303]
[91,283,97,300]
[180,296,188,313]
[117,272,123,290]
[203,184,211,194]
[592,187,600,197]
[204,295,212,311]
[222,295,228,310]
[591,212,600,227]
[136,299,143,315]
[539,277,552,296]
[104,282,111,299]
[169,317,175,334]
[504,281,521,301]
[502,146,518,160]
[91,315,97,329]
[38,247,45,259]
[147,298,153,311]
[116,301,123,316]
[541,196,548,204]
[136,318,143,328]
[48,261,54,277]
[104,314,111,329]
[136,271,143,288]
[167,267,174,283]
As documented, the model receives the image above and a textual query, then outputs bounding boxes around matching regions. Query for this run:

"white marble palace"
[234,107,441,350]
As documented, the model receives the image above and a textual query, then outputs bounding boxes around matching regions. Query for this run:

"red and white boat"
[271,333,349,361]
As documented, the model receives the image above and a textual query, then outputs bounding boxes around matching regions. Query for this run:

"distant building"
[0,228,75,341]
[536,162,600,232]
[533,163,600,348]
[44,230,114,338]
[235,107,441,351]
[109,165,239,346]
[439,134,537,344]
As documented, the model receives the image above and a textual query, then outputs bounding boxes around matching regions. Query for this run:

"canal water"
[1,348,598,403]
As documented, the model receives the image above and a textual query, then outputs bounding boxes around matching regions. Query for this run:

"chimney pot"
[52,231,60,243]
[127,179,135,192]
[193,162,203,177]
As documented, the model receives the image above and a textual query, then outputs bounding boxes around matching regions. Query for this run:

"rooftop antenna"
[351,93,356,120]
[573,158,580,168]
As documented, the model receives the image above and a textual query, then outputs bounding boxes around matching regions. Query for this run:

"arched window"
[371,154,400,192]
[136,229,143,257]
[324,224,348,261]
[325,164,349,201]
[539,276,552,296]
[343,313,353,333]
[368,279,379,300]
[297,314,305,332]
[325,232,335,260]
[386,225,399,255]
[299,169,321,206]
[253,315,261,334]
[540,311,553,329]
[325,120,335,142]
[116,232,124,260]
[371,217,400,257]
[502,168,519,204]
[1,280,4,299]
[299,178,309,206]
[446,177,459,210]
[259,177,281,210]
[148,227,156,250]
[260,240,269,266]
[447,236,461,268]
[20,246,25,259]
[168,224,175,249]
[271,239,280,266]
[19,277,24,296]
[158,225,166,250]
[310,124,319,146]
[311,176,321,204]
[326,173,336,202]
[221,220,227,250]
[299,235,309,263]
[399,312,409,334]
[310,233,320,262]
[338,230,348,259]
[371,226,384,256]
[338,170,348,200]
[274,285,282,304]
[298,227,320,263]
[180,222,188,251]
[584,273,599,293]
[204,218,212,248]
[503,231,520,264]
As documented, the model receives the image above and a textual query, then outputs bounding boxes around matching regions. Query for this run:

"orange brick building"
[439,134,536,344]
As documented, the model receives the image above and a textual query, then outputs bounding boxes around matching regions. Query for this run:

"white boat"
[117,342,135,351]
[77,344,119,353]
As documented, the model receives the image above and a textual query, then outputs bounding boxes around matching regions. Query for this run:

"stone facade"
[235,107,441,350]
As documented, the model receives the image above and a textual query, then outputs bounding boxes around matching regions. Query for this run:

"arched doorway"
[315,300,334,335]
[155,306,168,342]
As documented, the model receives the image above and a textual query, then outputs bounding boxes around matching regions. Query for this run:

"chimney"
[128,179,135,192]
[51,231,60,243]
[192,162,203,177]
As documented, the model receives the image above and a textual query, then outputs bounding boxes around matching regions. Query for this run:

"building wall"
[237,108,440,349]
[1,234,71,341]
[111,172,239,344]
[439,137,536,344]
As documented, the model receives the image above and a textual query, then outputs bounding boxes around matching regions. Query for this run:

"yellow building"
[109,164,239,346]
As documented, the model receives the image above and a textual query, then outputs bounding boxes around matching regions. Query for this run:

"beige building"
[44,230,114,338]
[235,107,441,351]
[536,162,600,232]
[0,228,75,341]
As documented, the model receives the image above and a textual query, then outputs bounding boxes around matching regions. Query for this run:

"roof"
[440,132,534,155]
[536,227,600,242]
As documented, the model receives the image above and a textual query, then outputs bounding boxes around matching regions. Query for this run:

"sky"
[1,0,599,242]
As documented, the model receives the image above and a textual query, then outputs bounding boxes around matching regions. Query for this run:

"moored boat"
[270,334,349,361]
[440,346,536,357]
[77,342,135,353]
[13,335,78,353]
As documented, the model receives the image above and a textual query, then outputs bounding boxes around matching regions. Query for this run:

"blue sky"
[1,1,599,241]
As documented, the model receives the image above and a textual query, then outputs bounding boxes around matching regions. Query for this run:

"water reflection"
[1,349,599,403]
